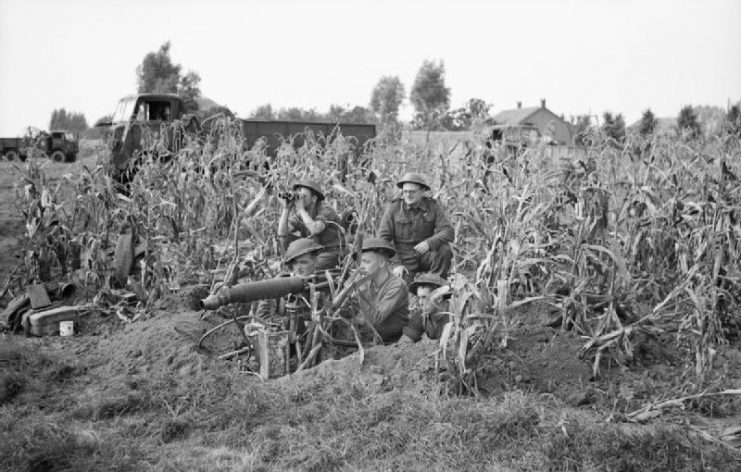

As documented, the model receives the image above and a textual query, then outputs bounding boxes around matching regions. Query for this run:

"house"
[491,99,572,145]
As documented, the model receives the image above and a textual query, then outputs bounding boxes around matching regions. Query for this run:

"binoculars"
[279,191,300,202]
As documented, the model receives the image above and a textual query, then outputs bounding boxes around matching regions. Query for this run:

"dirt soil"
[1,159,741,470]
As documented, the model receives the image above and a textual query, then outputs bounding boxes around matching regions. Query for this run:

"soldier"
[400,273,451,343]
[278,179,344,271]
[378,172,454,285]
[341,237,410,344]
[255,238,330,331]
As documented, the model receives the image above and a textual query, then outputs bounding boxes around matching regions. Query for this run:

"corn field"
[8,118,741,387]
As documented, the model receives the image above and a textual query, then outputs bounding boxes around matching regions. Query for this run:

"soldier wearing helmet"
[337,237,410,344]
[399,272,451,343]
[378,172,454,285]
[255,238,329,323]
[282,238,324,277]
[278,179,344,271]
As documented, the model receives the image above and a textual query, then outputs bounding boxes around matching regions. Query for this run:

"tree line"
[47,41,741,142]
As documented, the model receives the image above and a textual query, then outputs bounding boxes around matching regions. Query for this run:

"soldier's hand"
[430,285,451,303]
[294,195,305,212]
[392,265,407,279]
[414,241,430,254]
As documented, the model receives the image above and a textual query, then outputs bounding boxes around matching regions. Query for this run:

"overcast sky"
[0,0,739,135]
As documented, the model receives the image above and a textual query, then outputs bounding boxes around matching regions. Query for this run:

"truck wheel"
[4,150,19,161]
[66,153,77,163]
[50,150,66,162]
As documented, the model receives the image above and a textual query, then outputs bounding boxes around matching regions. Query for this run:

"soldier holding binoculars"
[277,179,344,271]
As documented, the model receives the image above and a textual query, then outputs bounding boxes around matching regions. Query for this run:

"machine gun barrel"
[199,276,307,310]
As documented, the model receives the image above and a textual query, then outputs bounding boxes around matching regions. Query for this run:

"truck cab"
[486,123,540,158]
[110,94,181,124]
[100,94,188,169]
[47,131,79,162]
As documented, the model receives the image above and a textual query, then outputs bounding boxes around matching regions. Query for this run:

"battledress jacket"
[402,299,450,342]
[281,200,343,252]
[377,197,454,266]
[355,270,409,343]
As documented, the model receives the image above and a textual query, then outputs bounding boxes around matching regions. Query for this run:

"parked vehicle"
[95,94,376,171]
[0,131,79,162]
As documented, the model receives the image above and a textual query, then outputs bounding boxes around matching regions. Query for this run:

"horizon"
[1,0,739,136]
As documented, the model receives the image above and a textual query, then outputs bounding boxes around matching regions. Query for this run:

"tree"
[467,98,491,124]
[410,60,450,130]
[726,103,741,137]
[49,108,88,134]
[277,107,322,122]
[344,106,375,124]
[370,76,405,124]
[694,105,726,137]
[136,42,202,111]
[250,104,275,120]
[638,108,658,137]
[178,71,202,112]
[601,111,626,146]
[573,115,594,147]
[441,98,492,130]
[677,105,701,140]
[137,42,181,94]
[326,104,375,124]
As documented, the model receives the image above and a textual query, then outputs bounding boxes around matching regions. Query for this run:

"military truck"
[0,131,79,162]
[96,93,376,172]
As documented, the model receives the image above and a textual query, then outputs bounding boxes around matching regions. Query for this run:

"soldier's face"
[402,183,423,206]
[297,187,315,208]
[291,254,317,277]
[416,285,433,303]
[360,252,385,278]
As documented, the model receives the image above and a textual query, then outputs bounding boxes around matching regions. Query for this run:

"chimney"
[517,101,522,109]
[541,98,546,109]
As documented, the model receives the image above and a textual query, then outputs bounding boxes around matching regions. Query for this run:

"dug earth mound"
[22,294,603,405]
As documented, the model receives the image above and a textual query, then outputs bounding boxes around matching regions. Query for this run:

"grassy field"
[0,128,740,471]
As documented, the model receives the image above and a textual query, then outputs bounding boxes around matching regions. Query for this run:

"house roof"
[492,107,541,126]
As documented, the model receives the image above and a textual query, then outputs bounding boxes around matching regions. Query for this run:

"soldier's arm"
[377,203,395,242]
[425,202,455,250]
[424,299,450,340]
[402,310,424,342]
[378,203,403,267]
[360,281,407,327]
[296,201,328,235]
[278,213,301,251]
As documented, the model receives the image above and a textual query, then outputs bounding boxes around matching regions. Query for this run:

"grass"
[0,343,737,471]
[2,123,741,470]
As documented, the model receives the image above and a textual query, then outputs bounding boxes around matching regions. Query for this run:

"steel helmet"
[284,238,324,264]
[354,237,396,259]
[293,179,325,201]
[397,172,430,191]
[409,272,448,293]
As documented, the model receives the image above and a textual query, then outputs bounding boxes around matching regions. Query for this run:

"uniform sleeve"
[317,203,340,224]
[402,309,424,342]
[359,281,407,328]
[279,214,303,250]
[425,300,450,340]
[378,203,395,242]
[377,203,402,266]
[312,203,339,235]
[287,213,302,233]
[425,201,454,251]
